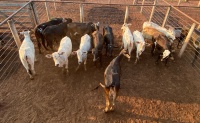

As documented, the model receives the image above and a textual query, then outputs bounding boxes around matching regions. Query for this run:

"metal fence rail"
[0,0,200,82]
[0,1,35,82]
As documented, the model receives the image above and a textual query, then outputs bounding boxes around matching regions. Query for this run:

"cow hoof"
[103,107,110,113]
[110,107,114,111]
[30,77,34,80]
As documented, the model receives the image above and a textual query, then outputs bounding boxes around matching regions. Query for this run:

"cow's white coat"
[72,34,91,71]
[133,30,145,63]
[19,30,36,79]
[143,21,176,41]
[46,36,72,73]
[121,23,134,60]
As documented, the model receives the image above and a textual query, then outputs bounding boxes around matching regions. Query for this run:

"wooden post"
[29,2,39,27]
[124,6,129,24]
[30,2,40,24]
[45,0,51,21]
[140,0,145,13]
[177,0,181,6]
[162,6,171,27]
[149,0,157,22]
[54,0,57,11]
[197,25,200,30]
[7,19,21,49]
[80,4,84,23]
[198,1,200,7]
[133,0,136,5]
[179,23,196,57]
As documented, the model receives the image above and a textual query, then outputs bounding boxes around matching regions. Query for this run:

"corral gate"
[0,0,200,82]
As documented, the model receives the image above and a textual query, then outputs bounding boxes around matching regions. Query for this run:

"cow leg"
[191,48,199,66]
[151,43,155,56]
[104,88,110,113]
[27,63,34,79]
[37,37,42,54]
[128,49,131,61]
[84,58,87,71]
[63,59,69,75]
[110,88,117,111]
[135,51,139,64]
[41,35,49,51]
[164,58,169,66]
[156,54,161,64]
[75,64,80,72]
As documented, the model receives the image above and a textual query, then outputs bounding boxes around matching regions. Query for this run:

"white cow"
[133,30,145,64]
[19,30,36,79]
[72,34,91,71]
[46,36,72,74]
[143,21,176,41]
[121,23,134,61]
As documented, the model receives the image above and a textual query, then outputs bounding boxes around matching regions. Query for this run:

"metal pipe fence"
[0,0,200,82]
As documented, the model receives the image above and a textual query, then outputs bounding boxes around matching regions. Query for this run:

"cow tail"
[91,83,105,91]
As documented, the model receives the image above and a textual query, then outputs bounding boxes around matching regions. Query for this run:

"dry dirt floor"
[0,40,200,123]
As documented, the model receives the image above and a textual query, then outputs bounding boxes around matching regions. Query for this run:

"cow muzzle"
[55,64,59,67]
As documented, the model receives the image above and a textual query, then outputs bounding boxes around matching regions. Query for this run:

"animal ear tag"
[45,54,53,58]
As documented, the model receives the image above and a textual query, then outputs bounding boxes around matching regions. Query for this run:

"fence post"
[140,0,145,13]
[30,2,40,24]
[45,0,51,21]
[7,19,21,49]
[124,6,129,24]
[54,0,57,11]
[29,2,39,27]
[80,4,84,23]
[177,0,181,6]
[149,0,157,22]
[162,6,171,27]
[133,0,136,5]
[179,23,196,57]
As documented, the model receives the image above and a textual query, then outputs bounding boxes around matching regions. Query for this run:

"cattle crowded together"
[18,17,199,113]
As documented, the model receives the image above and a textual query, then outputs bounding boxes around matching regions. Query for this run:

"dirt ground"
[0,1,200,123]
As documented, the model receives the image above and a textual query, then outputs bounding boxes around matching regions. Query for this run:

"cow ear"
[71,51,77,55]
[45,54,52,58]
[127,23,132,26]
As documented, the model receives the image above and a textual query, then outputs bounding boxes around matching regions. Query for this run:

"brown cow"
[94,49,130,112]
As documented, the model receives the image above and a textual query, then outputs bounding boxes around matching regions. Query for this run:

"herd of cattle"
[18,17,199,112]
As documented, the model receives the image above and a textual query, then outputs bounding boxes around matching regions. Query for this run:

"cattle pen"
[0,0,200,122]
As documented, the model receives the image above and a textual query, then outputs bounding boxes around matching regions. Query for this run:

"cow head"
[161,50,170,61]
[45,52,66,67]
[72,50,88,64]
[136,41,145,58]
[20,30,30,37]
[121,23,132,32]
[89,22,100,32]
